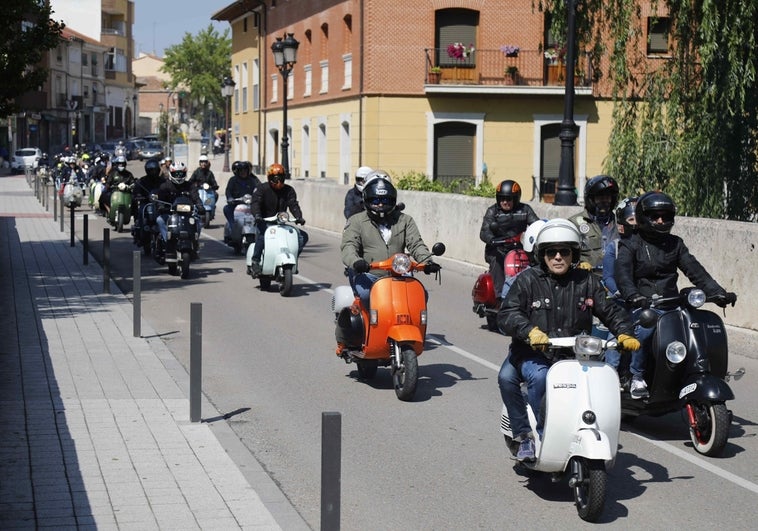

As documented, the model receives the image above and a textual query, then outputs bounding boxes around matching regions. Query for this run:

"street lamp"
[271,33,299,178]
[554,0,579,206]
[221,76,235,172]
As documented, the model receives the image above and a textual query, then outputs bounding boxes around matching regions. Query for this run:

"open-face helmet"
[496,180,522,206]
[534,218,581,264]
[232,160,252,178]
[144,159,161,179]
[169,162,187,184]
[522,219,549,254]
[355,166,373,192]
[267,163,286,190]
[615,196,638,237]
[635,191,676,237]
[584,175,619,217]
[362,174,397,222]
[199,155,210,166]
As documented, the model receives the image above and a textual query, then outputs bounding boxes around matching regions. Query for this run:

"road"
[70,166,758,529]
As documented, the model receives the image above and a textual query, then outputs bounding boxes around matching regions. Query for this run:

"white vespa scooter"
[500,335,620,522]
[223,194,256,255]
[245,211,301,296]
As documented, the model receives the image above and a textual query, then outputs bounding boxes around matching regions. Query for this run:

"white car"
[11,147,42,173]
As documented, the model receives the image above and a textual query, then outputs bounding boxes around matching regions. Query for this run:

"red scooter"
[472,243,529,331]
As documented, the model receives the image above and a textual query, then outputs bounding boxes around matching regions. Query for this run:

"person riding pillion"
[249,163,308,276]
[341,170,440,308]
[569,175,620,272]
[497,219,640,461]
[479,180,539,299]
[224,160,261,226]
[344,165,373,219]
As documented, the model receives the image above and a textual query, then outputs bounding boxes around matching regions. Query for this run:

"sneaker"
[516,437,536,462]
[630,376,649,399]
[250,260,262,277]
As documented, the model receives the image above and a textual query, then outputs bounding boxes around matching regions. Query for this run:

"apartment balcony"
[423,48,594,96]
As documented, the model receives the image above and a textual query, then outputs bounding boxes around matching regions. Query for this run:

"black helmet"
[584,175,619,217]
[362,175,397,221]
[636,191,676,237]
[232,160,252,177]
[496,180,522,205]
[614,196,638,237]
[144,159,161,178]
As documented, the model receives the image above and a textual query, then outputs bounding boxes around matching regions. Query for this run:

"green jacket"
[569,211,618,271]
[341,211,432,275]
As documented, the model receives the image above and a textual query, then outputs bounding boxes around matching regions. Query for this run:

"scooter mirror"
[432,242,446,256]
[637,308,659,328]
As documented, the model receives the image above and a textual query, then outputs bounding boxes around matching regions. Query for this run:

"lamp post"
[271,33,299,178]
[554,0,579,206]
[132,94,137,137]
[221,76,235,172]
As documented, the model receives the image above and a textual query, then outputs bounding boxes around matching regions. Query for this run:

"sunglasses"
[545,247,572,259]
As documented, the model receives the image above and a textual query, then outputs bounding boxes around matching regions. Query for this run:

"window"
[435,8,478,68]
[320,60,329,94]
[342,54,352,90]
[105,47,126,72]
[435,122,475,182]
[252,59,260,111]
[647,17,670,55]
[271,74,279,102]
[241,62,248,112]
[234,64,240,113]
[304,65,312,97]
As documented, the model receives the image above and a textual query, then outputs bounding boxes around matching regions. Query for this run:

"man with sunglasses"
[249,163,307,277]
[497,219,639,461]
[615,191,735,398]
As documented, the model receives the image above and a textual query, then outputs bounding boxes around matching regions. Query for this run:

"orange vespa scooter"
[332,243,445,401]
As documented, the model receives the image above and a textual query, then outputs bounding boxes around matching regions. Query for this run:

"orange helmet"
[267,163,286,189]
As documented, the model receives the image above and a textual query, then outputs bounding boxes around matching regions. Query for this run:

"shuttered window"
[541,123,562,180]
[436,9,478,67]
[647,17,670,54]
[435,122,475,182]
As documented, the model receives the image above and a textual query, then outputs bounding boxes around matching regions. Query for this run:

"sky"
[132,0,233,58]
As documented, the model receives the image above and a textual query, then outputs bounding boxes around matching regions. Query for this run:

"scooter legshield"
[472,272,496,307]
[261,224,300,275]
[363,276,427,358]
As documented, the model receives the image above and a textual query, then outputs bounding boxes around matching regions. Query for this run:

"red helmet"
[267,163,286,189]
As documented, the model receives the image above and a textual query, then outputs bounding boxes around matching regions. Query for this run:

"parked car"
[141,134,159,143]
[125,140,143,160]
[139,142,164,161]
[99,142,118,159]
[11,147,43,173]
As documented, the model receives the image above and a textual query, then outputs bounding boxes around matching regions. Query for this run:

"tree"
[540,0,758,221]
[0,0,65,117]
[161,24,232,124]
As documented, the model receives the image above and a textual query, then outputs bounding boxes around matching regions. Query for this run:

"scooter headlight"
[665,341,687,364]
[176,204,192,213]
[687,288,706,308]
[573,335,603,360]
[276,211,289,223]
[391,254,412,275]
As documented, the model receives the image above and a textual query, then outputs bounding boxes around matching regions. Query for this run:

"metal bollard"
[321,411,342,531]
[133,251,141,337]
[190,303,202,422]
[59,196,64,232]
[53,185,58,222]
[103,228,110,294]
[70,207,75,247]
[83,214,89,265]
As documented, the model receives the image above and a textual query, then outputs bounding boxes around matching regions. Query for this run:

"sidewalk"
[0,170,309,529]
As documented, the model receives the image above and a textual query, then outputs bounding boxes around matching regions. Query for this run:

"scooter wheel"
[571,458,606,522]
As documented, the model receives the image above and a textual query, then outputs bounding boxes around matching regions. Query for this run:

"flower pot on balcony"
[427,71,441,84]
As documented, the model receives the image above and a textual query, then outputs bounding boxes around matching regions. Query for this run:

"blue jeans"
[498,351,549,439]
[629,308,663,378]
[352,272,379,309]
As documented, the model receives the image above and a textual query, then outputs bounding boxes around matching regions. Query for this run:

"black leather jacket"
[498,264,635,367]
[616,232,725,301]
[225,175,261,202]
[479,203,539,260]
[344,186,364,219]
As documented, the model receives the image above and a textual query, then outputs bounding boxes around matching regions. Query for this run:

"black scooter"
[623,288,742,457]
[152,194,201,279]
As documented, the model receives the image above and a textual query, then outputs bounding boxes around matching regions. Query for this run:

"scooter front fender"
[680,373,734,402]
[569,429,615,463]
[386,325,424,355]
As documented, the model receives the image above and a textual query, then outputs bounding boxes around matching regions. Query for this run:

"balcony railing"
[424,48,594,89]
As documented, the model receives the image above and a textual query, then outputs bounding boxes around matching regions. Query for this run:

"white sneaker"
[630,376,649,399]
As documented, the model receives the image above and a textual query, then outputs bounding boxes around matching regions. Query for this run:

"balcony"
[423,48,594,96]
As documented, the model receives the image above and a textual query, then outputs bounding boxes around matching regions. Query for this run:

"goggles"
[269,174,285,183]
[370,197,391,206]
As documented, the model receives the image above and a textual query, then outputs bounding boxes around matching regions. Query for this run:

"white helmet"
[363,169,391,189]
[535,218,581,261]
[522,219,549,253]
[199,155,209,163]
[355,166,373,191]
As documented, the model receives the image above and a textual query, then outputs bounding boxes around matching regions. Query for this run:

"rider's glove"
[617,334,641,352]
[527,327,550,351]
[295,218,306,225]
[424,262,441,274]
[353,259,370,273]
[713,291,737,308]
[627,294,648,309]
[576,261,593,271]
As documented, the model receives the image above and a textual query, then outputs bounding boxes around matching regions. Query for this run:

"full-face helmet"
[169,162,187,184]
[114,155,127,173]
[355,166,373,192]
[635,191,676,237]
[267,163,286,190]
[496,180,522,206]
[535,218,582,264]
[362,174,397,222]
[584,175,619,217]
[615,196,638,237]
[144,159,161,179]
[199,154,210,166]
[232,160,252,178]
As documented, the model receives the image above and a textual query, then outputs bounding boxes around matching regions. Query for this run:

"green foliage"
[161,24,232,119]
[394,170,495,197]
[0,0,65,117]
